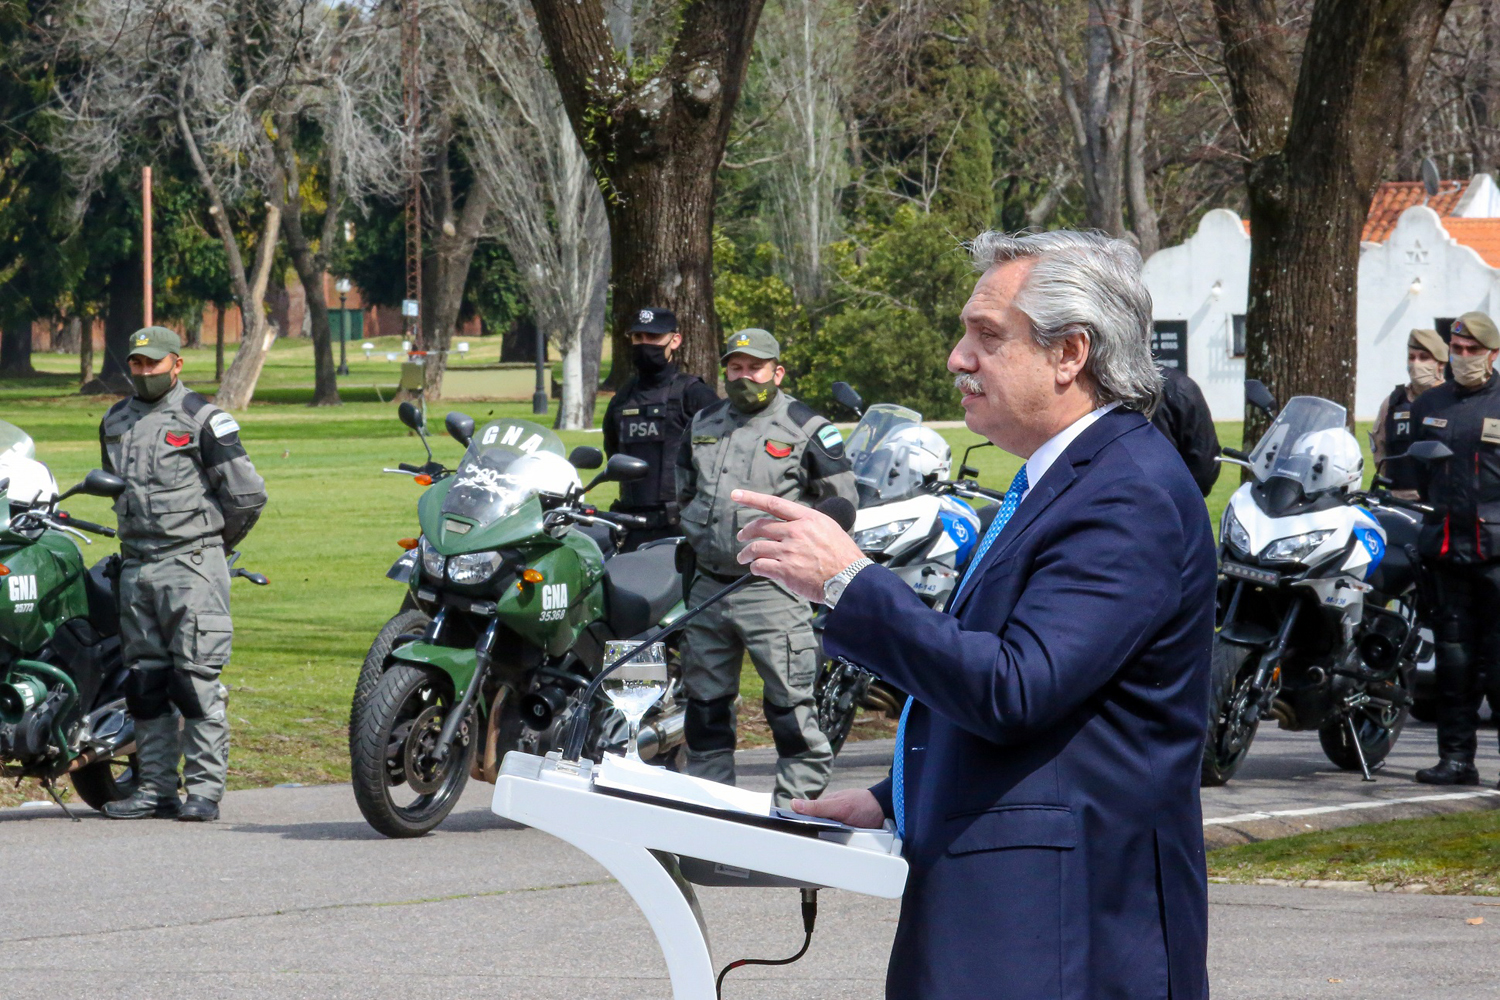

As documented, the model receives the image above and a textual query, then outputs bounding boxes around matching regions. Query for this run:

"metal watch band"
[823,558,874,609]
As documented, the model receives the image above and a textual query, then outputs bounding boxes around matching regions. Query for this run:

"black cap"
[629,308,677,335]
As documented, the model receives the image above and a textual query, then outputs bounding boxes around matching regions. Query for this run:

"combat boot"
[102,785,181,819]
[1414,758,1480,785]
[177,794,219,822]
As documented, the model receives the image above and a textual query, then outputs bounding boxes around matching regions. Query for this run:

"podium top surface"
[491,752,908,899]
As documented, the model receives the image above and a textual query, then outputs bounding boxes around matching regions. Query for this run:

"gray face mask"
[131,371,175,402]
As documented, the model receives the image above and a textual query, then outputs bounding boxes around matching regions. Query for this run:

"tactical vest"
[1413,373,1500,563]
[612,373,700,510]
[1382,384,1420,492]
[680,392,830,578]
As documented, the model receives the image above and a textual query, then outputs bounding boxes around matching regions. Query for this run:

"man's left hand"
[732,489,866,602]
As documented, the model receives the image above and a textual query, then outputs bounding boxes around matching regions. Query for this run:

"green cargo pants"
[680,574,832,804]
[119,547,233,801]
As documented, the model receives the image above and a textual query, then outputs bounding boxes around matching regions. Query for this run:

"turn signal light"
[397,538,419,550]
[521,569,545,584]
[414,474,433,486]
[0,564,8,576]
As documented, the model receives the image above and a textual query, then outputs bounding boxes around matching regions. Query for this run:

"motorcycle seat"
[603,546,681,639]
[85,556,120,638]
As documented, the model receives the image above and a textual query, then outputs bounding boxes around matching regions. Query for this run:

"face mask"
[631,343,671,377]
[725,376,778,413]
[1451,353,1493,389]
[1408,358,1443,393]
[131,370,175,402]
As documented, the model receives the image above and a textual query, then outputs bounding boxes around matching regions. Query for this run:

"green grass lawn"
[1208,809,1500,895]
[2,338,1372,805]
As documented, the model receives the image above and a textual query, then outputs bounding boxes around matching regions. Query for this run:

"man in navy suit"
[732,229,1216,999]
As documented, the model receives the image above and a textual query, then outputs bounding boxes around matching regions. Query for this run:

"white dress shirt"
[1019,402,1121,501]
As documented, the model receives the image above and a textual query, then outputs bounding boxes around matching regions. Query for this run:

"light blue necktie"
[893,464,1029,841]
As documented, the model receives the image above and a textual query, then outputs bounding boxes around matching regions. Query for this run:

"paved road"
[2,723,1498,999]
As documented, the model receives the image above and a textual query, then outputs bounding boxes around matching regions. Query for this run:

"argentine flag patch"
[209,411,241,440]
[816,424,843,450]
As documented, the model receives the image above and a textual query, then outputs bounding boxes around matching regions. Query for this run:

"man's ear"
[1054,328,1090,387]
[773,364,786,386]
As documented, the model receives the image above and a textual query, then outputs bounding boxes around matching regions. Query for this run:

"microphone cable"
[715,888,818,998]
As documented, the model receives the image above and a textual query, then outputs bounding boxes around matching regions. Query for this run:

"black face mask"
[631,343,672,377]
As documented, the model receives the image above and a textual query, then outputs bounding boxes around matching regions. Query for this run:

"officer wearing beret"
[1372,328,1448,501]
[676,329,857,803]
[602,308,718,551]
[1410,311,1500,786]
[98,327,267,820]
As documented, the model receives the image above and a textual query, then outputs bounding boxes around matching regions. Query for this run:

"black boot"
[1414,758,1479,786]
[102,787,181,819]
[177,794,219,822]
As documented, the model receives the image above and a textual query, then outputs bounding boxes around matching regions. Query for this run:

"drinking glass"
[601,640,668,761]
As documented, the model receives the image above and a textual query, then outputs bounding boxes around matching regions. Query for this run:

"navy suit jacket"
[824,407,1216,1000]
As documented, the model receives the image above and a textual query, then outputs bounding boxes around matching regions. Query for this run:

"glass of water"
[601,640,668,761]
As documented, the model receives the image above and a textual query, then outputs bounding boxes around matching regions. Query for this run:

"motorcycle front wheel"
[351,663,476,838]
[1201,640,1260,787]
[815,658,872,755]
[349,608,433,754]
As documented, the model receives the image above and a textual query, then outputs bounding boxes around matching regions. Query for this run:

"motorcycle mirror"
[584,454,650,492]
[60,469,127,502]
[831,381,864,417]
[1406,440,1453,463]
[1372,473,1394,489]
[568,445,604,470]
[444,411,475,447]
[1244,379,1278,417]
[959,441,994,480]
[959,464,979,480]
[397,401,424,433]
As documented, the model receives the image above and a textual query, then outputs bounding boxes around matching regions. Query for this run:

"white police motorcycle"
[813,384,991,747]
[1205,381,1444,785]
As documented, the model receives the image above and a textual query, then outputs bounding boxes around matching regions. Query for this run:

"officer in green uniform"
[98,327,267,821]
[676,329,857,803]
[602,308,718,551]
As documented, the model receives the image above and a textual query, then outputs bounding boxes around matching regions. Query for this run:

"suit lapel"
[947,408,1149,619]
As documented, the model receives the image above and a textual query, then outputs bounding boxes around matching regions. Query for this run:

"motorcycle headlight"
[1260,529,1335,565]
[852,518,917,554]
[418,536,446,581]
[1222,507,1251,555]
[447,550,504,585]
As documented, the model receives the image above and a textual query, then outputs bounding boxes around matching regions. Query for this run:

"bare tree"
[1212,0,1453,423]
[529,0,768,387]
[443,0,608,429]
[51,0,403,409]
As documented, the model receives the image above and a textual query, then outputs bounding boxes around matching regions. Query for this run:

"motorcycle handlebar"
[1359,491,1435,516]
[51,511,116,537]
[595,511,650,528]
[231,567,270,586]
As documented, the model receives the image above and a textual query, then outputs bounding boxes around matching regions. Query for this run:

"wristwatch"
[822,558,874,609]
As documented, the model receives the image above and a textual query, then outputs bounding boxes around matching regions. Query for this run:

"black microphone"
[560,495,856,762]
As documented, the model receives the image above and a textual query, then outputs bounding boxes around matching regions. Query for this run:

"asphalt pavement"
[2,721,1498,999]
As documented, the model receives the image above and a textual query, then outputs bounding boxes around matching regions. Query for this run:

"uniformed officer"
[1410,311,1500,786]
[1372,328,1448,501]
[602,308,718,551]
[98,327,267,820]
[1150,364,1220,497]
[676,329,857,804]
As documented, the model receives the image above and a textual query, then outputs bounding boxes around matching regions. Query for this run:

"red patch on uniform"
[764,441,794,459]
[165,432,192,447]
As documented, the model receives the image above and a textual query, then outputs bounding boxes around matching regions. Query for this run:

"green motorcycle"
[350,405,689,838]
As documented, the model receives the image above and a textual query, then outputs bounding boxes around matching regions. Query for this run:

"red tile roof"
[1362,180,1469,242]
[1440,218,1500,267]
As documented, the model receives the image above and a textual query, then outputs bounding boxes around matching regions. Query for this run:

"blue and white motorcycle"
[813,386,991,749]
[1206,382,1441,785]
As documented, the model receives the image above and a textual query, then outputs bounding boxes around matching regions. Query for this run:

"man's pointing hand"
[732,489,865,602]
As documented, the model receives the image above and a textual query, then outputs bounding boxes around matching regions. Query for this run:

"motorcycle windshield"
[0,419,36,461]
[846,404,924,503]
[441,450,543,525]
[1246,396,1349,489]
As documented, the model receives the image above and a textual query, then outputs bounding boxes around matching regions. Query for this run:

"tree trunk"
[1213,0,1453,429]
[215,207,285,411]
[184,308,204,349]
[54,315,81,354]
[215,304,226,382]
[1,319,36,376]
[530,0,767,389]
[1124,1,1159,259]
[82,258,142,394]
[79,317,94,386]
[421,163,492,401]
[576,247,610,428]
[280,231,340,406]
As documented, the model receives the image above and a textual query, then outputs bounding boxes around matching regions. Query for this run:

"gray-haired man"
[99,327,267,821]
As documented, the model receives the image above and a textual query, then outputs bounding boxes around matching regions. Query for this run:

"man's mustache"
[954,373,984,395]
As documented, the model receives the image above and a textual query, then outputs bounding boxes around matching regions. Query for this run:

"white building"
[1143,174,1500,421]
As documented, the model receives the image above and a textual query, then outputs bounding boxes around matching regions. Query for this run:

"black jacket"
[1150,365,1221,497]
[602,364,717,511]
[1411,371,1500,563]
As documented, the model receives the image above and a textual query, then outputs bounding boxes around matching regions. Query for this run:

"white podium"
[492,751,908,999]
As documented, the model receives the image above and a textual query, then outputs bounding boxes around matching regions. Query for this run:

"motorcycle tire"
[1201,640,1259,787]
[1318,704,1408,773]
[70,752,141,811]
[1409,697,1440,724]
[816,659,872,756]
[349,608,432,754]
[351,663,477,838]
